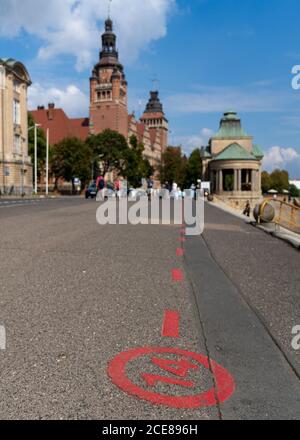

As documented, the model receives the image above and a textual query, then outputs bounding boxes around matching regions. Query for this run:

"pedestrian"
[243,200,251,217]
[115,179,121,192]
[97,176,105,191]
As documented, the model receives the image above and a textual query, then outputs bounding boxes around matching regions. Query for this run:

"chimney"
[37,105,45,110]
[47,103,55,120]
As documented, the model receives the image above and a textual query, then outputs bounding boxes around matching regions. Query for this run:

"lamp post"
[28,123,41,195]
[0,64,6,195]
[46,128,49,196]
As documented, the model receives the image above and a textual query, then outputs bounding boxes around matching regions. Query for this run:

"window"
[13,99,21,125]
[13,80,20,93]
[13,134,21,154]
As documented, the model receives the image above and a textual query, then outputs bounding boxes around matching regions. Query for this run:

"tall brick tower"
[140,91,169,152]
[89,17,128,138]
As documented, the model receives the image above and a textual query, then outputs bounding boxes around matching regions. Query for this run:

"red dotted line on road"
[108,221,236,409]
[162,310,180,338]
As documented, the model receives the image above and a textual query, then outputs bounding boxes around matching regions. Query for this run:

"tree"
[51,137,92,191]
[269,169,289,193]
[159,147,187,188]
[123,135,153,187]
[289,184,300,198]
[87,129,129,178]
[185,148,202,188]
[261,171,271,194]
[28,113,47,182]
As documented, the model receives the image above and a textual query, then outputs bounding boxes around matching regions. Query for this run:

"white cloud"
[0,0,175,71]
[173,128,214,153]
[263,146,300,173]
[28,83,89,117]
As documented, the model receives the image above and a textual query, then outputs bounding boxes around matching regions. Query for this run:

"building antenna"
[151,77,159,91]
[108,0,112,18]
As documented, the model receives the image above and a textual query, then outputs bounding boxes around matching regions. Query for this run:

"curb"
[208,201,300,251]
[253,224,300,250]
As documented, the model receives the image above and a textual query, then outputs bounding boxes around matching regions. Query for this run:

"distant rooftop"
[0,58,32,85]
[212,110,250,139]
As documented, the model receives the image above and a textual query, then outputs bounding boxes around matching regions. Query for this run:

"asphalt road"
[0,198,299,420]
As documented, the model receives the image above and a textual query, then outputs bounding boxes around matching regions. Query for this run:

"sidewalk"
[209,199,300,250]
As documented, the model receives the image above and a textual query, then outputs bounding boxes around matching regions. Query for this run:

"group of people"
[95,176,121,193]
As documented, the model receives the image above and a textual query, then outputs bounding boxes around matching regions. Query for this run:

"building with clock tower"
[89,18,128,138]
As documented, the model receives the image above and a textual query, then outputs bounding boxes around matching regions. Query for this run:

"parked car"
[85,182,97,199]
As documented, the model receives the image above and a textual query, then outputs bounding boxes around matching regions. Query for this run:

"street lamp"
[46,128,49,196]
[28,123,41,195]
[0,65,6,195]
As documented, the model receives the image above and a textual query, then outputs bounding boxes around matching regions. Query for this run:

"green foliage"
[123,135,153,187]
[185,148,202,187]
[262,169,290,193]
[159,147,187,188]
[87,129,129,177]
[289,184,300,198]
[261,171,271,193]
[160,146,203,189]
[28,113,48,178]
[51,137,92,189]
[269,169,289,193]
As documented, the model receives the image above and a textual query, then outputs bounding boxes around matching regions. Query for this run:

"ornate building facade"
[0,58,32,195]
[31,17,168,185]
[89,18,168,180]
[201,110,264,208]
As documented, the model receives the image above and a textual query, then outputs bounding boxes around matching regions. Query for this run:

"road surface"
[0,198,299,420]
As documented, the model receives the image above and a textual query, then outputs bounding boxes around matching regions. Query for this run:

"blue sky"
[1,0,300,177]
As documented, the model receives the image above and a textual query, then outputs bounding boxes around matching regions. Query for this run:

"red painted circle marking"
[108,347,235,409]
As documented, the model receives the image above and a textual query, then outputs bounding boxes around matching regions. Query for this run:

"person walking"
[243,200,251,217]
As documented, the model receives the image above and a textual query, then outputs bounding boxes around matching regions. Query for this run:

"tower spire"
[100,4,118,61]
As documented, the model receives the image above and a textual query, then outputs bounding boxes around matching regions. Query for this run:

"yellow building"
[0,58,32,195]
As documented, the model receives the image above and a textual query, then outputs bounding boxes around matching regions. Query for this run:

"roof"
[30,107,89,145]
[201,147,212,159]
[143,91,164,115]
[212,110,250,139]
[213,143,257,161]
[253,144,264,159]
[0,58,32,85]
[69,118,90,141]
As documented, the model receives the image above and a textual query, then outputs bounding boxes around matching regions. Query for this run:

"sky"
[1,0,300,178]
